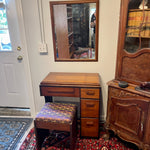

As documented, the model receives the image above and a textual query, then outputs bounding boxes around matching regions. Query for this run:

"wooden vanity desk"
[40,72,101,138]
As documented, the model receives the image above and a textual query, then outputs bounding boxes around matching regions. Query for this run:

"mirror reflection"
[50,1,98,61]
[124,0,150,53]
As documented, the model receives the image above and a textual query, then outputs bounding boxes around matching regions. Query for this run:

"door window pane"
[0,0,12,51]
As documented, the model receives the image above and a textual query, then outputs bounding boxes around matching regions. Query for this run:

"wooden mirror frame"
[50,0,99,62]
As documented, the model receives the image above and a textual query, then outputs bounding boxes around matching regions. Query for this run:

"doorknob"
[17,46,21,51]
[17,55,23,60]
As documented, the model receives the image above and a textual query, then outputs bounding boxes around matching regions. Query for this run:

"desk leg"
[45,96,53,103]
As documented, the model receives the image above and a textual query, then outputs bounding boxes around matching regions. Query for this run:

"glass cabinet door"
[124,0,150,53]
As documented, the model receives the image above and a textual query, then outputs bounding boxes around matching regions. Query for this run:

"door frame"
[15,0,35,116]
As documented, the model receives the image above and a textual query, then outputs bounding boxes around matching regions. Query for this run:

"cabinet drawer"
[81,88,100,99]
[81,118,99,137]
[40,86,79,97]
[81,99,99,118]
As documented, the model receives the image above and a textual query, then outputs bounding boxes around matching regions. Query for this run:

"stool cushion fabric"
[35,103,76,124]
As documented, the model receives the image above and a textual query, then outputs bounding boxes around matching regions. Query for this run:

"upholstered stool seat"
[34,102,77,150]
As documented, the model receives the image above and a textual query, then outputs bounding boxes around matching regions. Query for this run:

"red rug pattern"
[19,128,139,150]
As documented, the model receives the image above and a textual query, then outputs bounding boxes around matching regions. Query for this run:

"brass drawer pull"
[86,121,94,127]
[86,102,95,107]
[86,91,95,95]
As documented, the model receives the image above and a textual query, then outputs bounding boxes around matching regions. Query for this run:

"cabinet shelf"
[67,17,72,20]
[67,6,72,9]
[68,32,73,37]
[129,8,150,12]
[127,35,150,38]
[69,42,73,48]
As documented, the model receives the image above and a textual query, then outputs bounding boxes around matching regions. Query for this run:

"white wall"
[21,0,120,120]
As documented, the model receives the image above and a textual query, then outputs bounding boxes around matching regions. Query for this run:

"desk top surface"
[40,72,100,87]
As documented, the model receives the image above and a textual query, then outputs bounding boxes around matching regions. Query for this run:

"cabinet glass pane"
[124,0,150,53]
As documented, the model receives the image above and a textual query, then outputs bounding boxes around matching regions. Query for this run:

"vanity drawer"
[81,118,99,137]
[81,88,100,99]
[40,86,80,97]
[81,99,99,118]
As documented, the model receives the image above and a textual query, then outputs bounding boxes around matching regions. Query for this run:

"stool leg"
[70,111,77,150]
[34,121,40,150]
[34,121,49,150]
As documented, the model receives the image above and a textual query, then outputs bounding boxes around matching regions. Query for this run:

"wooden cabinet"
[52,4,74,59]
[106,0,150,149]
[115,0,150,84]
[106,81,150,149]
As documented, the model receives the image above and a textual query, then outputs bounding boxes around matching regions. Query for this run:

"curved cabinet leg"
[102,122,110,140]
[143,144,150,150]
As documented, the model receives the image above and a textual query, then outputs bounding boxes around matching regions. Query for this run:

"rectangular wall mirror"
[50,0,99,61]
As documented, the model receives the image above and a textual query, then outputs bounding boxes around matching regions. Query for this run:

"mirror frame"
[50,0,99,62]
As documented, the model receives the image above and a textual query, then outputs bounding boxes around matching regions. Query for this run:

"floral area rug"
[19,127,139,150]
[0,117,32,150]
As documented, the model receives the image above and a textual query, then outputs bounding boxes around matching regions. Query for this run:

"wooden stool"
[34,102,77,150]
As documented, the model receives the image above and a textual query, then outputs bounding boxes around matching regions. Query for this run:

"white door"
[0,0,30,108]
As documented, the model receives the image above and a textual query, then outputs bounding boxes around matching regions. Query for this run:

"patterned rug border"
[20,128,139,150]
[0,117,33,150]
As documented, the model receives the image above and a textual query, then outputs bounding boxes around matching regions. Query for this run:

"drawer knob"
[86,121,94,127]
[86,91,95,95]
[86,103,95,107]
